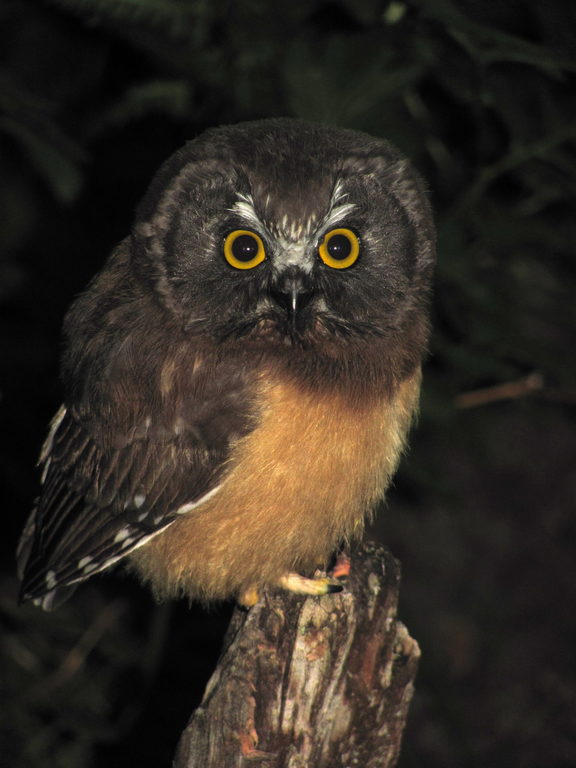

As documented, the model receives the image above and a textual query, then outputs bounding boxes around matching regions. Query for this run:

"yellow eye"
[318,228,360,269]
[223,230,266,270]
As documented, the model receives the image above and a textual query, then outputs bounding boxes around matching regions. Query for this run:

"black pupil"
[327,233,352,260]
[232,233,259,261]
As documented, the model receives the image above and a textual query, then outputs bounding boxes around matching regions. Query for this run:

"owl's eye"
[223,230,266,270]
[318,228,360,269]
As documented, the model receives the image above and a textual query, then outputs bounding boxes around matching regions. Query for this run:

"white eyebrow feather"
[321,201,357,229]
[229,193,264,230]
[321,180,356,229]
[229,181,356,243]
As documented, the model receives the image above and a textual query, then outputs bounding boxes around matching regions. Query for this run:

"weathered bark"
[174,541,420,768]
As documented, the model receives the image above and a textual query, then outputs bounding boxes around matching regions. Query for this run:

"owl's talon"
[278,571,343,597]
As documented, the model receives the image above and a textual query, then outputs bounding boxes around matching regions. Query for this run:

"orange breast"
[130,369,421,601]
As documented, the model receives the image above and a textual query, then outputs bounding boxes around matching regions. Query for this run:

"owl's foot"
[237,571,343,608]
[238,585,261,608]
[277,571,343,596]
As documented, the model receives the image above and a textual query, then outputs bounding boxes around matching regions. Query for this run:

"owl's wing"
[18,402,232,610]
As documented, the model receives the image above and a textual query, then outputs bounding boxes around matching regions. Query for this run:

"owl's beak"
[270,268,315,331]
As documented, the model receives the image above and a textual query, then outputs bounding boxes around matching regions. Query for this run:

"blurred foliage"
[0,0,575,766]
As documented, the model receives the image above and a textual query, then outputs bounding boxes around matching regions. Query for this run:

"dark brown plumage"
[17,118,435,610]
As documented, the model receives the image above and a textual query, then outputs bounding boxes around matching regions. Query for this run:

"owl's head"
[132,119,434,382]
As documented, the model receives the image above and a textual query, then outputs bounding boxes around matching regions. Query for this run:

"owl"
[17,118,434,610]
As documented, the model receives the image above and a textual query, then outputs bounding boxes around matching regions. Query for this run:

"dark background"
[1,1,575,766]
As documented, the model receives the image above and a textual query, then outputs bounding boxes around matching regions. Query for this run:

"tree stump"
[174,541,420,767]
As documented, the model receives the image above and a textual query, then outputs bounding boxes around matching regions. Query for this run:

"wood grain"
[174,540,420,768]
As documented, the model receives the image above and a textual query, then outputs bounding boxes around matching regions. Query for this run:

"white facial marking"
[321,181,357,230]
[273,238,314,273]
[229,193,264,231]
[229,181,356,275]
[322,202,357,230]
[270,214,318,243]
